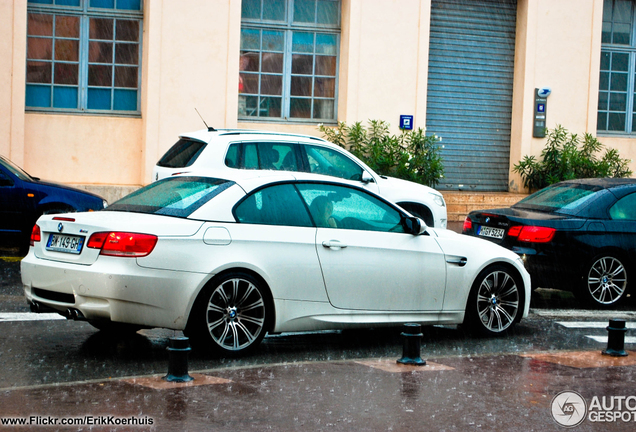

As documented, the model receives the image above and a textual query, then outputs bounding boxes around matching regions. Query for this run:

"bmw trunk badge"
[58,223,64,233]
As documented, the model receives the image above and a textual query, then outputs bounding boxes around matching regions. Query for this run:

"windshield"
[107,177,233,217]
[0,156,34,182]
[513,183,601,214]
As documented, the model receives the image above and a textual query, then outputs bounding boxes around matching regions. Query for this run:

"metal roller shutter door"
[426,0,517,191]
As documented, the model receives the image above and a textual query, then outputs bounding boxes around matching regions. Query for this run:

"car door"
[296,183,447,311]
[232,183,327,302]
[300,144,381,195]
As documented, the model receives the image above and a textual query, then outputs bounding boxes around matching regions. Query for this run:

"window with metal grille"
[25,0,142,114]
[239,0,340,122]
[598,0,636,133]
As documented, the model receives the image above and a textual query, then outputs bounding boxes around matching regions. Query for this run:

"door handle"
[446,256,467,267]
[322,240,347,250]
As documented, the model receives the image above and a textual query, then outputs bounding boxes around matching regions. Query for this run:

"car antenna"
[195,108,216,132]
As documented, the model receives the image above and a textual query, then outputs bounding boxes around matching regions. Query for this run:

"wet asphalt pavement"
[2,235,636,430]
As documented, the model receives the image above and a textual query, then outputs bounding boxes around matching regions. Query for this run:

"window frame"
[25,0,143,116]
[598,0,636,135]
[239,0,341,124]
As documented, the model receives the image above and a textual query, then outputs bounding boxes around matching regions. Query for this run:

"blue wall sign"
[400,115,414,130]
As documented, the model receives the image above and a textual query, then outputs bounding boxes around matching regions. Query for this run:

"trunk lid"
[33,211,204,265]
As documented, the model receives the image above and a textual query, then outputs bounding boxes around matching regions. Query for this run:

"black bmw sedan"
[462,178,636,308]
[0,155,107,254]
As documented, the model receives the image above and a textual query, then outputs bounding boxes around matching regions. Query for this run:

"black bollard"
[163,337,194,382]
[397,323,427,366]
[602,319,628,357]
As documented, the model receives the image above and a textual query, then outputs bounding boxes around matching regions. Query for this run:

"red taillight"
[462,217,473,233]
[87,232,109,249]
[30,225,41,246]
[507,225,523,237]
[87,232,158,257]
[52,217,75,222]
[514,226,556,243]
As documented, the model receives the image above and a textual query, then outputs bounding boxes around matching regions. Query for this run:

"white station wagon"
[22,172,529,356]
[152,129,447,228]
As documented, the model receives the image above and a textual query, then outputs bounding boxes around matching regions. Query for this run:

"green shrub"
[513,125,632,191]
[318,120,445,187]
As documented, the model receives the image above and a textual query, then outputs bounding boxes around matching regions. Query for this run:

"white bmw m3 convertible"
[21,172,530,356]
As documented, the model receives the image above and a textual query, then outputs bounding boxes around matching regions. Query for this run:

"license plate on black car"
[46,233,85,254]
[478,226,505,239]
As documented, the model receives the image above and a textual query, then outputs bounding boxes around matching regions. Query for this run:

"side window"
[234,183,312,227]
[304,145,364,181]
[271,144,298,171]
[225,144,239,168]
[0,170,14,187]
[244,143,259,169]
[238,142,299,171]
[609,192,636,220]
[296,183,404,232]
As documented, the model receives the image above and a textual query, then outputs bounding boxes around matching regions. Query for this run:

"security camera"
[537,87,552,97]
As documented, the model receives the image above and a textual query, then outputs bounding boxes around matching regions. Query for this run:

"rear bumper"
[21,253,210,330]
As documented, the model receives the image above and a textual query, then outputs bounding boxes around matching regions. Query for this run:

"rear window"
[157,139,207,168]
[107,177,233,217]
[513,183,601,214]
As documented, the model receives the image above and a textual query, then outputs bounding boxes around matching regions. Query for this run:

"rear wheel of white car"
[464,265,522,336]
[188,272,270,356]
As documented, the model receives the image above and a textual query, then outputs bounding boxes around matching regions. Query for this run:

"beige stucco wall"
[24,113,142,184]
[509,0,635,192]
[0,0,27,167]
[239,0,432,141]
[142,0,242,183]
[1,0,634,191]
[9,0,244,186]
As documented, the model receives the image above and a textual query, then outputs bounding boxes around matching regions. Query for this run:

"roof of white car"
[174,169,354,194]
[179,128,331,145]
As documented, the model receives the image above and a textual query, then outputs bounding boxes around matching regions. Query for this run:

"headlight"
[430,192,445,207]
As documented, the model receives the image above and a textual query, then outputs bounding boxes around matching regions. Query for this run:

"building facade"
[1,0,634,195]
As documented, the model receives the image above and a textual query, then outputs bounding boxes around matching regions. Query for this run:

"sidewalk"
[2,349,636,431]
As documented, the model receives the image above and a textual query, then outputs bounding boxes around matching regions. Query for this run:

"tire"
[187,272,270,356]
[581,255,629,308]
[464,265,523,336]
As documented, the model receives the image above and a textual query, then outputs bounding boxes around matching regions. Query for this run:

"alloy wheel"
[206,277,266,352]
[587,256,627,306]
[475,270,520,333]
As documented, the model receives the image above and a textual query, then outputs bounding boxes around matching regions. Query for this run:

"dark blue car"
[0,155,107,254]
[462,178,636,309]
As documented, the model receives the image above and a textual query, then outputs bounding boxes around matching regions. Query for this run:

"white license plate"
[46,233,85,254]
[478,226,505,239]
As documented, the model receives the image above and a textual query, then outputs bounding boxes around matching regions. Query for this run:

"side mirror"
[404,216,427,235]
[361,170,374,184]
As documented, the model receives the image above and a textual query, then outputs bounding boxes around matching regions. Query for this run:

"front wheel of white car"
[187,272,271,356]
[464,265,523,336]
